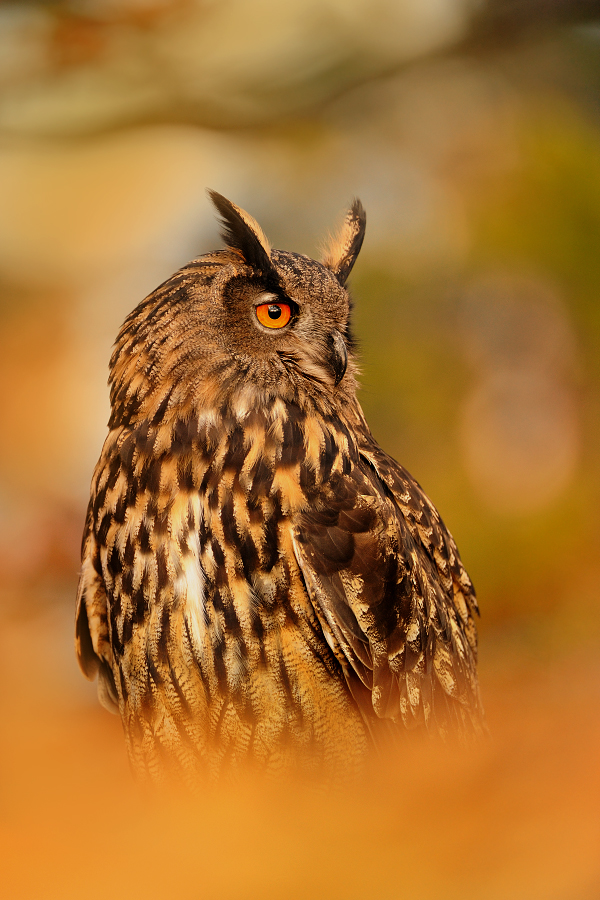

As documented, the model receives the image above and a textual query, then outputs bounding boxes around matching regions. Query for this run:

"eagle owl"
[76,192,484,782]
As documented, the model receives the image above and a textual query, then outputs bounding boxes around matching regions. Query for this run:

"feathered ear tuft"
[321,199,366,286]
[208,190,272,275]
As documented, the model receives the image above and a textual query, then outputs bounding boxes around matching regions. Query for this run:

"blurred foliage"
[346,92,600,659]
[0,2,599,651]
[0,4,598,650]
[1,5,600,898]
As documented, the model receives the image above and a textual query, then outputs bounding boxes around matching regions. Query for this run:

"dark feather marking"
[150,387,174,426]
[140,672,154,719]
[211,538,225,569]
[194,422,221,461]
[108,543,123,576]
[223,602,243,641]
[211,540,226,586]
[134,422,153,455]
[177,531,189,555]
[247,491,262,524]
[145,495,159,523]
[147,653,164,686]
[249,456,273,501]
[156,605,170,665]
[209,485,221,512]
[302,504,338,529]
[113,493,127,525]
[114,664,126,704]
[75,599,97,679]
[156,546,169,592]
[331,419,356,459]
[238,533,259,582]
[285,402,304,425]
[119,434,136,471]
[124,475,138,509]
[208,190,274,277]
[186,501,195,533]
[338,505,376,533]
[154,508,170,538]
[281,416,305,466]
[199,514,210,550]
[133,589,147,626]
[172,417,197,449]
[273,577,292,613]
[138,456,162,494]
[299,461,317,492]
[221,493,238,547]
[97,514,111,547]
[122,609,133,646]
[199,462,215,494]
[109,602,124,657]
[223,424,247,470]
[107,452,123,489]
[138,520,151,553]
[92,484,108,522]
[91,545,103,579]
[250,605,265,656]
[168,660,193,715]
[263,497,281,572]
[122,566,134,597]
[177,456,194,491]
[311,526,354,570]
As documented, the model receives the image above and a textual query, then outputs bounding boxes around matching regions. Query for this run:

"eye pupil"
[255,300,291,329]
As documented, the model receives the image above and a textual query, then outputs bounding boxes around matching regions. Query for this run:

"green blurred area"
[354,104,600,661]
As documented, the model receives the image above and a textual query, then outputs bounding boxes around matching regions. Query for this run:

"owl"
[75,192,484,783]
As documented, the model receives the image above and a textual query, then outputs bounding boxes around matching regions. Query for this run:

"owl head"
[109,192,366,427]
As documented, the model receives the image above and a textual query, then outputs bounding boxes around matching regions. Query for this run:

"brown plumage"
[75,191,484,783]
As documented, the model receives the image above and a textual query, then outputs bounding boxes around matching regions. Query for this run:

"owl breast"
[82,395,369,780]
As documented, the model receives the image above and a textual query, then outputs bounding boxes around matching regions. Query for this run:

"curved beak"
[329,329,348,386]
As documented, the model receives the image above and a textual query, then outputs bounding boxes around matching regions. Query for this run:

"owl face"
[216,251,348,345]
[211,251,351,383]
[109,193,367,426]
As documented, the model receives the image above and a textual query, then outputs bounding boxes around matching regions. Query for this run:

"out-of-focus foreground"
[1,2,599,898]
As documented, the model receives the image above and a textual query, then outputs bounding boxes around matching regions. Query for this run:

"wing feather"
[293,436,484,739]
[76,501,119,713]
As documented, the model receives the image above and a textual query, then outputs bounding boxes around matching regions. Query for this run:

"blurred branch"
[465,0,600,49]
[0,0,599,137]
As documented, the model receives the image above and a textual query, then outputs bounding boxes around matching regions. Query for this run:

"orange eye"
[255,302,291,329]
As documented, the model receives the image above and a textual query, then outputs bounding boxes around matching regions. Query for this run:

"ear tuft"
[321,199,366,286]
[208,190,272,275]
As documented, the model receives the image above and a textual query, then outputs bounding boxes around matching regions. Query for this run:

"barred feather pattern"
[76,195,484,784]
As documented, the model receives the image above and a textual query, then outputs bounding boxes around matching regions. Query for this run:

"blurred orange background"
[0,2,599,898]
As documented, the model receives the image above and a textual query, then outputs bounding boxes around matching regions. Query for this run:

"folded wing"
[293,436,484,738]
